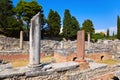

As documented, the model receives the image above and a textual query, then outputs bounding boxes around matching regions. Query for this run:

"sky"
[13,0,120,35]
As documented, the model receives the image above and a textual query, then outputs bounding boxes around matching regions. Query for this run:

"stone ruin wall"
[1,37,120,79]
[0,36,120,60]
[2,64,120,80]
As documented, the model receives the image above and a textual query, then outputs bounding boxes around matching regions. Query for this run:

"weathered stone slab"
[50,62,79,71]
[0,63,12,72]
[89,62,108,70]
[0,67,27,79]
[26,70,54,77]
[26,62,79,77]
[115,70,120,79]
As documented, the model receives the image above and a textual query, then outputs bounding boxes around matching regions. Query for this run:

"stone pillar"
[87,32,90,49]
[29,12,41,66]
[76,30,85,62]
[20,31,23,49]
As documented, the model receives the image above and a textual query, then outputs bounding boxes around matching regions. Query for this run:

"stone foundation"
[54,49,77,62]
[54,49,111,63]
[1,63,120,80]
[85,52,111,61]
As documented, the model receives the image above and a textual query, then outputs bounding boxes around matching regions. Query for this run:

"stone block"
[85,52,111,61]
[0,63,12,72]
[89,62,108,70]
[54,49,76,62]
[0,46,4,50]
[79,62,89,70]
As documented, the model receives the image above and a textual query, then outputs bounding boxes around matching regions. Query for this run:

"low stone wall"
[0,53,28,61]
[54,49,111,62]
[54,49,77,62]
[0,37,120,58]
[85,52,112,61]
[0,53,47,61]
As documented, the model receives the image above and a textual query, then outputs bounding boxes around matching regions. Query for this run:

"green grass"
[97,59,120,66]
[11,56,54,67]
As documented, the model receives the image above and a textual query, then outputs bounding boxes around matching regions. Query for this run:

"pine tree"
[0,0,22,37]
[15,0,42,39]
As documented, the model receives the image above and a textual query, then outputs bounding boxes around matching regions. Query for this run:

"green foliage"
[15,1,42,23]
[81,19,95,40]
[92,32,105,42]
[107,29,109,37]
[15,0,43,40]
[0,0,22,37]
[71,16,80,38]
[4,17,23,37]
[117,16,120,39]
[47,9,61,37]
[63,9,72,39]
[63,9,80,39]
[112,32,115,37]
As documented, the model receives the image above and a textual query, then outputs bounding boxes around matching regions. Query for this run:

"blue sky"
[13,0,120,35]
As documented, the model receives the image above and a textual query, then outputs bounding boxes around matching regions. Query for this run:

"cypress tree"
[107,29,109,37]
[63,9,72,39]
[63,9,80,39]
[117,16,120,39]
[47,9,61,37]
[112,32,114,37]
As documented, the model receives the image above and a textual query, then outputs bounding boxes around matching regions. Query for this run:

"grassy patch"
[11,56,54,67]
[11,60,29,67]
[97,59,120,66]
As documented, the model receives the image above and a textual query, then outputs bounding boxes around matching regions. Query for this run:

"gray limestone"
[0,67,27,78]
[1,63,120,79]
[0,62,79,78]
[26,62,79,77]
[89,62,108,70]
[29,12,41,65]
[60,41,64,49]
[0,63,12,72]
[115,70,120,79]
[49,61,79,71]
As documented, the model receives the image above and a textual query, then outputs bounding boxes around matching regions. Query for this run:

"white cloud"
[109,26,117,35]
[95,26,117,36]
[95,29,106,33]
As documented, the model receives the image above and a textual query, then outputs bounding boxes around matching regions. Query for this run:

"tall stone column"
[29,12,41,66]
[87,32,90,49]
[76,30,85,62]
[76,31,89,70]
[20,31,23,49]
